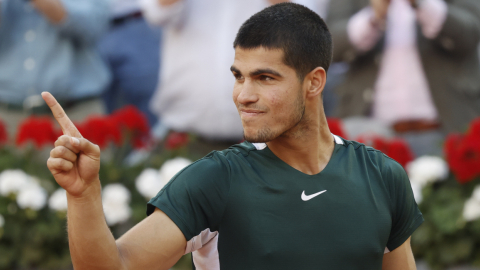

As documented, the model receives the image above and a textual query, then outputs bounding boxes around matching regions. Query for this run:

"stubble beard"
[243,88,305,143]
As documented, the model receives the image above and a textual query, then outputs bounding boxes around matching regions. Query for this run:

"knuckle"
[55,111,65,120]
[47,158,59,169]
[57,159,72,170]
[60,135,71,143]
[63,160,73,170]
[59,146,67,155]
[47,158,53,167]
[55,135,70,146]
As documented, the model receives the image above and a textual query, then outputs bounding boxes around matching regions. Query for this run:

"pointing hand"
[42,92,101,197]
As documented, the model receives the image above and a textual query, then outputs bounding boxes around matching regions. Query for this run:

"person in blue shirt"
[98,0,161,127]
[0,0,110,136]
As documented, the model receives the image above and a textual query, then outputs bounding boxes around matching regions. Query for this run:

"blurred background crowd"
[0,0,480,269]
[0,0,479,156]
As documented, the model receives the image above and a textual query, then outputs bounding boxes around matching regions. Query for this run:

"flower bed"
[0,107,192,270]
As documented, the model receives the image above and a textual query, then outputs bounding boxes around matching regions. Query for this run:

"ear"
[305,67,326,99]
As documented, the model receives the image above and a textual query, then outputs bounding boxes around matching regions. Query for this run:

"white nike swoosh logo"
[301,190,327,201]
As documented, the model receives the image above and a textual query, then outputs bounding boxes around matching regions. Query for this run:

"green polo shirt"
[147,135,423,269]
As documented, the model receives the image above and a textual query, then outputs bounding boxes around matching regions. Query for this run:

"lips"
[240,109,265,118]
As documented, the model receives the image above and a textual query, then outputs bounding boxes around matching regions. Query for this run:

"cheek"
[268,90,291,115]
[269,93,280,107]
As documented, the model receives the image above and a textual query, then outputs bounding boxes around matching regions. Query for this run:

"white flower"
[49,189,68,211]
[135,169,167,200]
[102,184,131,205]
[0,169,31,196]
[410,182,423,204]
[407,156,448,188]
[159,157,192,182]
[103,200,131,226]
[472,185,480,202]
[16,184,47,210]
[463,197,480,222]
[102,184,131,226]
[0,214,4,228]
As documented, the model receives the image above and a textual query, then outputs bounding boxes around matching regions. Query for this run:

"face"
[231,47,306,143]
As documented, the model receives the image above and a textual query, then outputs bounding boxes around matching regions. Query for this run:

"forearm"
[67,181,125,270]
[31,0,66,24]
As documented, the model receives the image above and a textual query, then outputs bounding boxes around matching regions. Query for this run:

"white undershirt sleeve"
[416,0,448,39]
[347,7,384,52]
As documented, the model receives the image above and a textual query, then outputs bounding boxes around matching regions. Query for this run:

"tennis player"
[43,3,422,269]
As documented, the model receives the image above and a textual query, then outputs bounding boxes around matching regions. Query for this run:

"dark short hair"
[233,3,333,80]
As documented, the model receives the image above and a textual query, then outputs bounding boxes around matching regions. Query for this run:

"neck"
[266,109,335,175]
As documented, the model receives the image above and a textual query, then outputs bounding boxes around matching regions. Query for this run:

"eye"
[233,73,244,81]
[260,75,274,81]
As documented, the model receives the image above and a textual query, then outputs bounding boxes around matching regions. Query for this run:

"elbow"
[116,243,131,270]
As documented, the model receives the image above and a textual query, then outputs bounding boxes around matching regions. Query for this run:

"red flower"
[16,116,58,148]
[77,116,122,149]
[327,118,347,139]
[0,119,7,145]
[111,106,149,133]
[468,118,480,138]
[356,135,414,168]
[445,133,480,183]
[384,139,414,168]
[372,137,389,153]
[165,132,189,150]
[111,106,151,149]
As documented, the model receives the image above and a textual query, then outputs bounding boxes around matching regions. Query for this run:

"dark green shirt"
[147,136,423,269]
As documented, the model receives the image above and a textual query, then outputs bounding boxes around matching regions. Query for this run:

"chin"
[243,126,277,143]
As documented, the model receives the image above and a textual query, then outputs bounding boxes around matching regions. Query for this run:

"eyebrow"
[230,66,283,78]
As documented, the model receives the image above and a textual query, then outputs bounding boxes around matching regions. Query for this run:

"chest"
[218,168,392,269]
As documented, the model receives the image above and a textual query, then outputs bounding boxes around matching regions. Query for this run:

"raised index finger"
[41,92,82,138]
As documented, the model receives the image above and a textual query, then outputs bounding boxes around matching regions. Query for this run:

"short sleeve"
[147,152,231,241]
[382,156,424,252]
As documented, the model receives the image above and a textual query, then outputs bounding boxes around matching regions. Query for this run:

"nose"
[234,79,259,106]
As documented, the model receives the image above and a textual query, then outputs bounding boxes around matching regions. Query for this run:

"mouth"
[240,109,265,118]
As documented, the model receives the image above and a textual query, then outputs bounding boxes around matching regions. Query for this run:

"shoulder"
[167,141,255,183]
[173,151,232,182]
[338,137,407,179]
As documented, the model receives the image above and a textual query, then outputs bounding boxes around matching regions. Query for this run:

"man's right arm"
[66,183,186,269]
[43,92,186,270]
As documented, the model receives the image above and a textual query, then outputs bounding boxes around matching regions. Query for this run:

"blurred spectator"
[98,0,161,127]
[139,0,328,146]
[328,0,480,155]
[0,0,110,137]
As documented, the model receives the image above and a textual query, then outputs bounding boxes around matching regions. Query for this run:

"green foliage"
[412,175,480,269]
[0,144,193,270]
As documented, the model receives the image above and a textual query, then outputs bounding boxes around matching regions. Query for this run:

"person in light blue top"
[0,0,110,106]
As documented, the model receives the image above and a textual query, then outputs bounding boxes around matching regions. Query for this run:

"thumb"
[71,137,100,159]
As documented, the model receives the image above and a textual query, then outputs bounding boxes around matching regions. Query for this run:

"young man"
[43,3,422,269]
